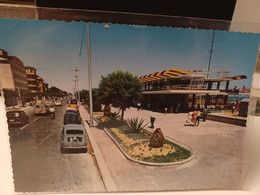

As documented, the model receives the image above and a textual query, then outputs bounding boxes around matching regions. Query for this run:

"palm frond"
[124,117,148,133]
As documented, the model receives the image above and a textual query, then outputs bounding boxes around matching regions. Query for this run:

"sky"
[1,18,260,93]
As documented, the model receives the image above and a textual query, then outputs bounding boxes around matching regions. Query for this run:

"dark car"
[6,110,29,126]
[60,124,87,153]
[63,111,82,125]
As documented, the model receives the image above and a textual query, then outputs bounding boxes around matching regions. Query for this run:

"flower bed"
[96,116,192,164]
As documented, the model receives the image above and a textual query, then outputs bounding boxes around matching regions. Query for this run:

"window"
[66,130,84,135]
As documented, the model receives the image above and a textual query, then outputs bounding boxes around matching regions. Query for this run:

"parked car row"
[60,102,87,153]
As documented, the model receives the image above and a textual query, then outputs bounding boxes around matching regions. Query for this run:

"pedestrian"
[184,111,193,126]
[149,112,156,129]
[176,102,180,113]
[202,106,208,121]
[195,110,201,126]
[137,102,141,110]
[49,106,55,119]
[164,107,167,114]
[231,100,236,114]
[192,111,197,125]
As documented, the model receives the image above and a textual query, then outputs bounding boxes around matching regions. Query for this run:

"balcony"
[28,84,37,87]
[27,78,36,81]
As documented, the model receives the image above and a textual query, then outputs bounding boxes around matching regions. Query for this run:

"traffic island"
[96,116,193,166]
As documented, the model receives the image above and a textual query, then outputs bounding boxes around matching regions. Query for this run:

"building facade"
[0,49,29,106]
[139,68,247,113]
[0,49,28,91]
[25,66,38,94]
[8,56,29,91]
[37,76,48,93]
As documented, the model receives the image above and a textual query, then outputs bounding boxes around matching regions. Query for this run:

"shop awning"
[139,68,192,83]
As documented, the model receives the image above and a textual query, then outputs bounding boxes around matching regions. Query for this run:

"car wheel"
[60,145,66,154]
[25,117,29,125]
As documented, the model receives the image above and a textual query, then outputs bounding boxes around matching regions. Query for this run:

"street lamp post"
[87,22,94,127]
[75,75,81,105]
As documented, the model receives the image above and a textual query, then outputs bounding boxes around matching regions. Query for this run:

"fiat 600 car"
[60,124,87,153]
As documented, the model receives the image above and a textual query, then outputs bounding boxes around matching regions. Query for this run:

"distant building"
[139,68,247,113]
[0,49,28,90]
[25,66,38,94]
[25,66,49,98]
[0,49,29,106]
[8,56,29,90]
[37,76,48,93]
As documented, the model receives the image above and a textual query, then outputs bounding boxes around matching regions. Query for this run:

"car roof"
[35,103,45,105]
[64,124,85,130]
[64,111,80,116]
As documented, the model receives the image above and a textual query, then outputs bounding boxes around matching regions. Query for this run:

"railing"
[144,85,210,91]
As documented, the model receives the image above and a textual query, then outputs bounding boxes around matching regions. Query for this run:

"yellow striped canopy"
[139,68,192,83]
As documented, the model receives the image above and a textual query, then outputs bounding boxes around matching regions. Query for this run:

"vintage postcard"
[1,18,260,193]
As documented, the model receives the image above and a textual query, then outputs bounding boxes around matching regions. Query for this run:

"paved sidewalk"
[80,106,247,192]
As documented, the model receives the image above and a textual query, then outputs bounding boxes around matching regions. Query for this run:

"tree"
[98,70,143,120]
[47,86,67,98]
[80,89,89,104]
[80,88,102,112]
[21,90,34,103]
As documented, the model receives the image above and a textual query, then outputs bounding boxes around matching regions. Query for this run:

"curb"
[6,106,33,112]
[79,106,118,192]
[103,126,194,166]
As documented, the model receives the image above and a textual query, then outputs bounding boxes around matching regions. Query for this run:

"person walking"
[49,106,56,119]
[137,102,141,110]
[195,110,201,126]
[149,112,156,129]
[202,106,208,121]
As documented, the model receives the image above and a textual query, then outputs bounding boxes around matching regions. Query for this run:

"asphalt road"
[8,101,105,193]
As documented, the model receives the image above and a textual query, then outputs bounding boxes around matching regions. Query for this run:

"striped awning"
[224,75,247,80]
[139,68,192,83]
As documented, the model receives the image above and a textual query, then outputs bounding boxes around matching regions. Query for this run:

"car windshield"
[35,105,44,108]
[7,112,21,117]
[70,99,77,104]
[64,114,81,124]
[66,130,83,135]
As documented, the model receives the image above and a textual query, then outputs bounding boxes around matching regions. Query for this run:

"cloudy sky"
[1,18,260,93]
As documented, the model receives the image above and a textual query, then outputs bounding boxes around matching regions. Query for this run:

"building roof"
[139,68,247,83]
[139,68,192,83]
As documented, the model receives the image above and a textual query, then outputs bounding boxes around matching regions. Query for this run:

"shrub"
[124,117,148,133]
[108,111,121,120]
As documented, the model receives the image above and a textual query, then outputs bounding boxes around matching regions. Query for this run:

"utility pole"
[87,22,94,127]
[70,68,82,105]
[73,79,77,98]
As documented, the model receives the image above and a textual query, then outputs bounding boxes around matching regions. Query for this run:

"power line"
[79,26,86,58]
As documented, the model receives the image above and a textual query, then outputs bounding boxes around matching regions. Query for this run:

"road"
[8,101,105,193]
